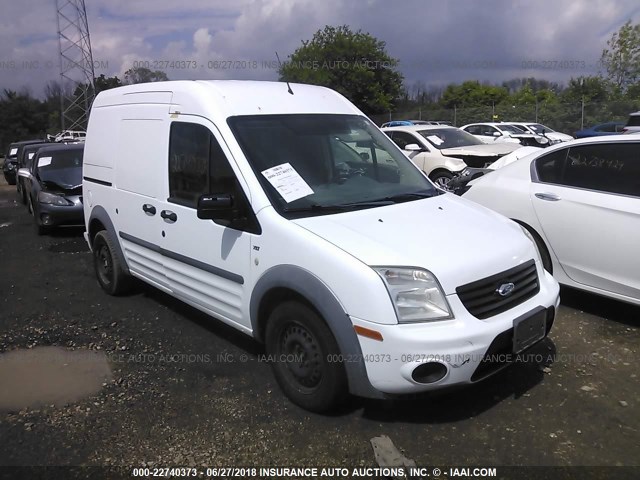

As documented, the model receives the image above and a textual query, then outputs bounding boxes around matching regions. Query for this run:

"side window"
[564,143,639,196]
[464,126,478,135]
[535,148,569,184]
[597,124,613,133]
[168,122,260,233]
[392,132,423,150]
[169,123,210,206]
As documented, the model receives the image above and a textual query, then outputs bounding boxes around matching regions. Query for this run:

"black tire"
[265,301,348,412]
[429,170,454,190]
[7,177,16,186]
[92,230,133,295]
[17,181,26,205]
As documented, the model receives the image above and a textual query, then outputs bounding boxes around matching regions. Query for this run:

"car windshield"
[36,149,84,189]
[417,128,484,149]
[228,114,439,217]
[526,123,555,134]
[498,124,527,134]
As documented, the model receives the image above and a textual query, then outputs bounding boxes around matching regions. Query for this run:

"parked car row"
[4,82,637,414]
[5,140,85,234]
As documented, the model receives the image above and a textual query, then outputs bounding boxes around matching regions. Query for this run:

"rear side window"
[535,148,569,184]
[536,143,640,197]
[627,114,640,127]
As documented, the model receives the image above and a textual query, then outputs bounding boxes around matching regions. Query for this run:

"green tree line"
[2,21,640,152]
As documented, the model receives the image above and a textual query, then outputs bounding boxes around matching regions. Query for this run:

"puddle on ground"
[0,346,112,411]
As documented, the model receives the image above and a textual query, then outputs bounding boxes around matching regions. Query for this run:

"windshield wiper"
[283,204,357,213]
[359,191,441,204]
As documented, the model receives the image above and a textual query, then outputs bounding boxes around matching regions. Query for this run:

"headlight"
[519,224,542,264]
[373,267,452,322]
[7,163,16,170]
[38,191,73,206]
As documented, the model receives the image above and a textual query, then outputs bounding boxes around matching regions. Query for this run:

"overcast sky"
[1,0,639,97]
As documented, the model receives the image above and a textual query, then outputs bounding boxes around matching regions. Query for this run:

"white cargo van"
[83,81,560,412]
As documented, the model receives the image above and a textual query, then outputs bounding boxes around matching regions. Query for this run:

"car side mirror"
[404,143,422,152]
[492,131,501,137]
[197,193,234,220]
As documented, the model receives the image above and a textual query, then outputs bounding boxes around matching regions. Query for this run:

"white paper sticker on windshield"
[261,163,314,203]
[38,156,52,167]
[9,148,18,156]
[28,152,34,159]
[427,135,444,145]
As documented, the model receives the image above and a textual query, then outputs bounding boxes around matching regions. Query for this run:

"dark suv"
[3,140,46,185]
[16,142,50,203]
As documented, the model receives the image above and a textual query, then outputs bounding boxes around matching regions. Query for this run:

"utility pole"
[56,0,95,131]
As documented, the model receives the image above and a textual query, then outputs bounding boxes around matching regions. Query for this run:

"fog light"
[41,214,52,225]
[411,362,447,384]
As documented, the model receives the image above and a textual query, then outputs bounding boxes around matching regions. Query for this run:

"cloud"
[0,0,638,97]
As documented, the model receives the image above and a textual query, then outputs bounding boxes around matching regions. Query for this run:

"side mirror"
[492,131,501,137]
[359,152,370,161]
[404,143,422,152]
[197,193,234,220]
[17,168,31,178]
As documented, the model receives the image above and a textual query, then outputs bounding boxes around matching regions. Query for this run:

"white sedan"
[461,122,550,147]
[462,135,640,306]
[382,125,519,188]
[508,122,573,143]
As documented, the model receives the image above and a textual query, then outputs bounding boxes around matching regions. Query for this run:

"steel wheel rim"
[279,322,323,391]
[96,244,113,285]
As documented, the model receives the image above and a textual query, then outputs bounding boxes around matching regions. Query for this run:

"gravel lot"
[0,177,638,475]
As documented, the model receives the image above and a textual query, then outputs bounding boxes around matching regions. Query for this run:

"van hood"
[440,142,519,158]
[292,194,536,294]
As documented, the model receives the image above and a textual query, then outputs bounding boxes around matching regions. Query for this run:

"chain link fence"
[371,100,640,136]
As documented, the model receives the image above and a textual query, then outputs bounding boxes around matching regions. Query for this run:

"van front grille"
[456,260,539,319]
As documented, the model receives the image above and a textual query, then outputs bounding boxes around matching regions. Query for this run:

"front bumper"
[352,265,560,395]
[37,195,84,227]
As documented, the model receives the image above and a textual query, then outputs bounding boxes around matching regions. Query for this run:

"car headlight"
[38,191,73,206]
[7,163,16,170]
[519,224,542,264]
[373,267,452,322]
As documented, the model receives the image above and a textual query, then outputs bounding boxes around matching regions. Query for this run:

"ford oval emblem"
[496,282,516,297]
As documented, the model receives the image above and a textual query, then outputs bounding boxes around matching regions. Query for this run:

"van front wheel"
[265,301,348,412]
[93,231,133,295]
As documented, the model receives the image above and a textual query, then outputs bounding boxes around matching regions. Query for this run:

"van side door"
[159,119,259,332]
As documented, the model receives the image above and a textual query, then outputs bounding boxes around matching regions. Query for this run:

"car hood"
[544,132,573,142]
[292,194,536,294]
[488,146,541,170]
[440,143,519,157]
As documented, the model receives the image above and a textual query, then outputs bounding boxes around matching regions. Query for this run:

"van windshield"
[228,114,439,217]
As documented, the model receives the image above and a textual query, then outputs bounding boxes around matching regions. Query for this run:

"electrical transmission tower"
[55,0,95,131]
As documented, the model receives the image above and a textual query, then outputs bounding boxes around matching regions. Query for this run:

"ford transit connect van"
[83,81,560,412]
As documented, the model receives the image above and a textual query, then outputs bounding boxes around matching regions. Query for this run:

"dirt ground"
[0,177,638,476]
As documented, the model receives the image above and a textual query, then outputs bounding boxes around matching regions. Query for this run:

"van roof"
[91,80,362,117]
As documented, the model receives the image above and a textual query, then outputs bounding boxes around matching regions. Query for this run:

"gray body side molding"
[88,205,130,275]
[250,265,384,399]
